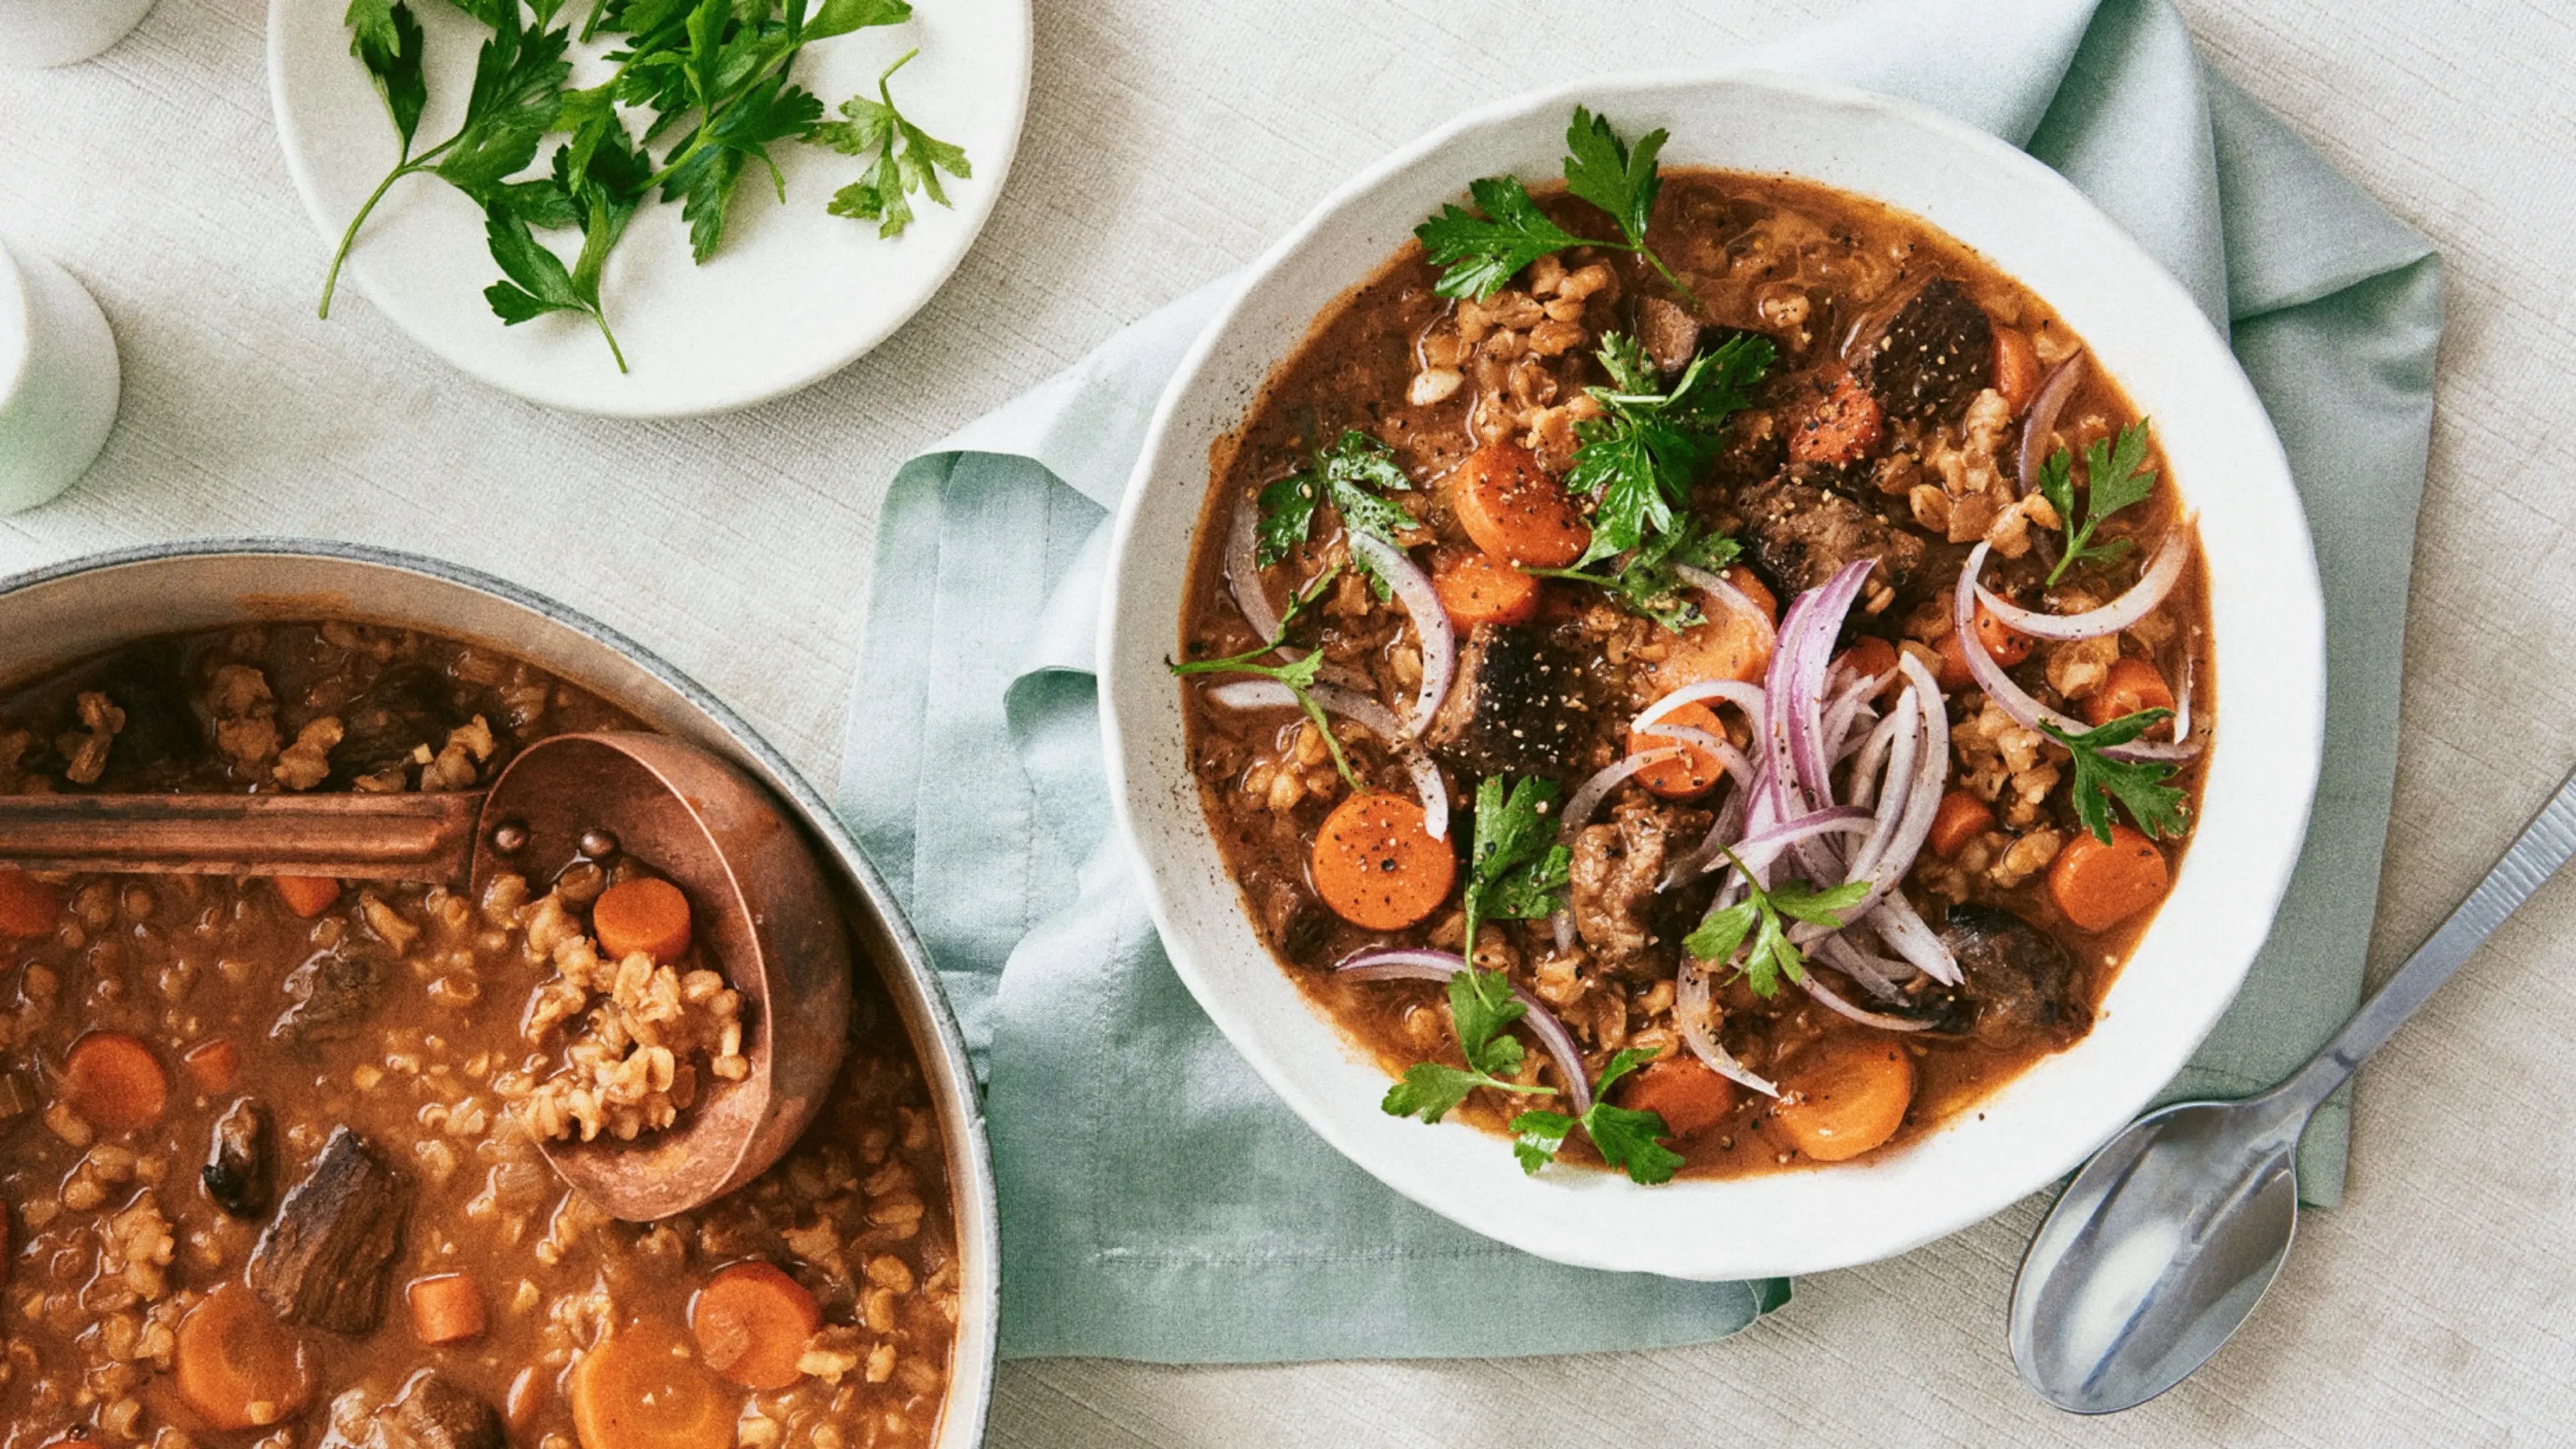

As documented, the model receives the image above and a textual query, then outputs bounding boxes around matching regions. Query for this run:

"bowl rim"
[0,537,1000,1445]
[1099,68,2326,1280]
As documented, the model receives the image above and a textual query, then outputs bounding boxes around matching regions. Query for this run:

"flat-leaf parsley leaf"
[2037,708,2191,843]
[1413,105,1699,308]
[2036,419,2159,585]
[1380,969,1556,1124]
[1462,775,1571,951]
[1684,849,1870,998]
[1507,1047,1684,1184]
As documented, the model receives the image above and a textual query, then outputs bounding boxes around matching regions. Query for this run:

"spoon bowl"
[2009,1099,2303,1413]
[476,733,853,1221]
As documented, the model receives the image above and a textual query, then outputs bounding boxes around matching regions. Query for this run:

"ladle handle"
[2271,764,2576,1120]
[0,792,483,882]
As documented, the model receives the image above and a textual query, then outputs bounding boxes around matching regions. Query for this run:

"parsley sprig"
[1507,1047,1684,1185]
[1682,848,1870,998]
[1381,968,1557,1124]
[1254,429,1419,596]
[1462,775,1572,951]
[812,48,972,237]
[2037,709,2191,844]
[1169,565,1363,793]
[1413,105,1699,309]
[2035,419,2159,585]
[1527,517,1741,632]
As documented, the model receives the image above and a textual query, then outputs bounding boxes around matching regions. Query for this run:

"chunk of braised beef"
[329,664,478,786]
[1853,277,1993,424]
[1253,873,1334,966]
[271,943,386,1049]
[1425,625,1591,782]
[1934,902,2090,1050]
[1634,296,1701,376]
[249,1126,413,1333]
[1737,472,1926,599]
[203,1097,275,1220]
[1569,796,1707,983]
[0,642,210,788]
[323,1373,505,1449]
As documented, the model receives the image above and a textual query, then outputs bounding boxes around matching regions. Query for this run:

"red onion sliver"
[1334,948,1593,1114]
[1673,563,1779,661]
[1953,542,2200,765]
[1974,527,2192,642]
[1815,932,1913,1003]
[1635,677,1770,731]
[1843,704,1910,810]
[1346,532,1455,739]
[2017,351,2087,502]
[1866,890,1961,987]
[1629,722,1754,790]
[2174,648,2194,745]
[1562,749,1684,837]
[1676,960,1779,1097]
[1223,492,1285,645]
[1204,680,1449,839]
[1799,971,1933,1032]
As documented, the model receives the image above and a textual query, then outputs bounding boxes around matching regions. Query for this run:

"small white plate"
[268,0,1028,417]
[1102,71,2326,1282]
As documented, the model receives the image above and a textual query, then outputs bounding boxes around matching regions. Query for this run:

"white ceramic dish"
[267,0,1028,417]
[1100,71,2325,1281]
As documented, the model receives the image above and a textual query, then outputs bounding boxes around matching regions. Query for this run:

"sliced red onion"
[1204,679,1450,839]
[2174,648,2195,745]
[2016,351,2087,502]
[1799,971,1933,1032]
[1843,688,1922,871]
[1734,806,1874,855]
[1346,532,1455,739]
[1635,677,1770,732]
[1676,959,1779,1097]
[1658,782,1750,891]
[1866,889,1961,987]
[1974,528,2191,641]
[1673,563,1778,661]
[1562,749,1684,837]
[1334,947,1593,1114]
[1224,492,1285,645]
[1629,722,1754,790]
[1815,932,1913,1002]
[1953,542,2200,764]
[1843,706,1911,810]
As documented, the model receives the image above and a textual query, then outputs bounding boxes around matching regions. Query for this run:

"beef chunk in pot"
[331,664,480,786]
[271,943,387,1049]
[1635,296,1701,376]
[1935,902,2090,1049]
[203,1097,275,1220]
[1853,277,1993,424]
[323,1373,506,1449]
[250,1126,413,1333]
[1252,872,1334,965]
[1426,625,1591,782]
[1739,472,1927,598]
[1568,796,1704,981]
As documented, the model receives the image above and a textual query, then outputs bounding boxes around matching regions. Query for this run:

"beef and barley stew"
[0,623,956,1449]
[1177,108,2210,1183]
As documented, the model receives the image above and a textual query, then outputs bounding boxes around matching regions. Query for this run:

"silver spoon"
[2010,764,2576,1413]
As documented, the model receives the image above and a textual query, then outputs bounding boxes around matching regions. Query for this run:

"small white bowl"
[0,235,119,514]
[1100,72,2324,1281]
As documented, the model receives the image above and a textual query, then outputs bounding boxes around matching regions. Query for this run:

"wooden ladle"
[0,731,851,1222]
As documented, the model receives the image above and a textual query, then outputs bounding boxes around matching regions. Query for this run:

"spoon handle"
[2271,764,2576,1120]
[0,792,483,882]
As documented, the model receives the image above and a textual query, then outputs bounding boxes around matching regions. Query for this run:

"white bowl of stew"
[1101,72,2323,1280]
[0,543,996,1447]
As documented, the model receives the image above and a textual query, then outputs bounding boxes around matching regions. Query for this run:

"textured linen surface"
[837,0,2440,1361]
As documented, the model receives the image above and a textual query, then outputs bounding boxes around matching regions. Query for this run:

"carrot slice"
[1788,368,1884,465]
[175,1283,313,1431]
[2086,655,2176,728]
[1648,566,1778,692]
[62,1031,168,1132]
[1618,1057,1737,1141]
[2049,825,2170,932]
[569,1324,737,1449]
[1430,548,1541,628]
[505,1367,547,1435]
[1927,790,1995,859]
[593,878,692,964]
[1310,794,1455,931]
[273,875,341,919]
[1768,1035,1916,1163]
[181,1038,240,1095]
[1833,635,1900,698]
[1933,600,2037,690]
[1992,325,2042,414]
[1448,441,1590,567]
[690,1262,819,1391]
[0,872,61,938]
[408,1273,488,1345]
[1627,700,1730,800]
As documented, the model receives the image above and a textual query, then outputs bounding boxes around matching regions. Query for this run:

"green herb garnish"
[1169,564,1362,792]
[2035,419,2159,585]
[1381,967,1556,1124]
[1506,1047,1684,1185]
[1413,105,1699,308]
[812,48,972,237]
[1566,331,1772,570]
[1254,429,1418,596]
[2037,709,2190,844]
[1683,848,1870,998]
[1462,775,1572,953]
[1527,517,1741,631]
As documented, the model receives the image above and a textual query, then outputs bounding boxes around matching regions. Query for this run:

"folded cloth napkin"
[839,0,2440,1361]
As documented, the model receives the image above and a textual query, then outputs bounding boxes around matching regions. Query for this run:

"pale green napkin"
[838,0,2440,1360]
